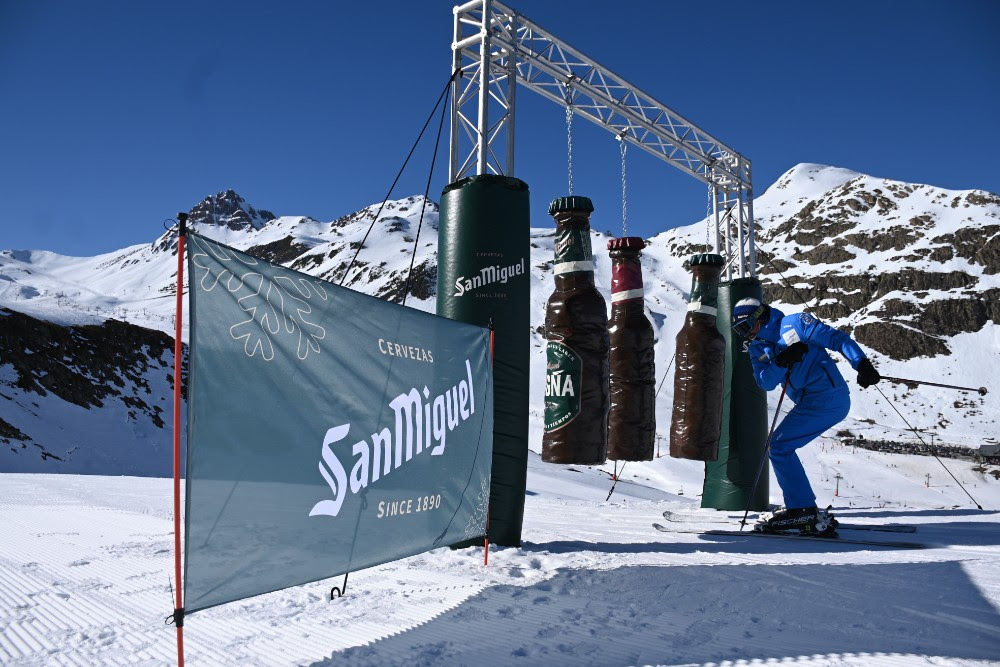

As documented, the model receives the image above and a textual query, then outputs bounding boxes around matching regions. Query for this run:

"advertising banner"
[184,232,493,613]
[437,174,529,546]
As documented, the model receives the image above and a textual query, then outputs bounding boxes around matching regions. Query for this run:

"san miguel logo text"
[309,359,477,518]
[453,259,526,297]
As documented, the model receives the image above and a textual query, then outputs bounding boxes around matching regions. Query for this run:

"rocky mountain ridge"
[757,172,1000,359]
[1,164,996,474]
[657,164,1000,361]
[0,307,179,472]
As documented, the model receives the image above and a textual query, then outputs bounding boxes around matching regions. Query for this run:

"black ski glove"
[857,359,880,388]
[775,342,808,368]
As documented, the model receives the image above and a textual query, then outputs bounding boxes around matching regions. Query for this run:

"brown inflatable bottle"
[669,253,726,461]
[607,237,655,461]
[542,196,609,465]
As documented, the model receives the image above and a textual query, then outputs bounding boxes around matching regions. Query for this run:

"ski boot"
[754,506,837,535]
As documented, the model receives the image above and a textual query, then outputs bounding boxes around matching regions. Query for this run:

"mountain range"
[1,164,997,475]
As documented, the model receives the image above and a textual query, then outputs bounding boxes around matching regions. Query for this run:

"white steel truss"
[450,0,757,278]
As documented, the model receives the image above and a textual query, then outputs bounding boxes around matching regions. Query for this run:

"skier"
[731,297,881,533]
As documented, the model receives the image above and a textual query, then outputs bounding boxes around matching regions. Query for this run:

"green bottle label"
[544,341,582,431]
[553,228,594,276]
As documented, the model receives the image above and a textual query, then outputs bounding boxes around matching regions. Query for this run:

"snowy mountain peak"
[767,163,864,194]
[187,189,275,232]
[331,195,440,233]
[1,164,998,475]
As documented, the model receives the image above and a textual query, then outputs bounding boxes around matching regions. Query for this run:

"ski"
[661,510,916,533]
[652,523,925,549]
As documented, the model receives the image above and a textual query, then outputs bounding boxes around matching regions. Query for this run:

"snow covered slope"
[1,164,997,476]
[1,456,999,665]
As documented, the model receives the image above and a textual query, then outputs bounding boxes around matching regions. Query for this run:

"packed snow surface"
[2,442,999,666]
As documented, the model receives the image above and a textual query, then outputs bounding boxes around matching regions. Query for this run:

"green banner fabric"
[183,232,493,613]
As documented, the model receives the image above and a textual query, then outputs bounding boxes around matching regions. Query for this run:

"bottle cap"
[548,196,594,215]
[607,237,645,251]
[689,253,724,266]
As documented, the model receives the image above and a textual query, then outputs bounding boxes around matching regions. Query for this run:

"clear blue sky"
[2,0,998,256]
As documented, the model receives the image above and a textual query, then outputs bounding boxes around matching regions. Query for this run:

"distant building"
[840,437,975,460]
[979,444,1000,465]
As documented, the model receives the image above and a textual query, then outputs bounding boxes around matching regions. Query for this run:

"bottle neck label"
[688,265,721,315]
[553,228,594,276]
[610,260,643,303]
[687,301,717,316]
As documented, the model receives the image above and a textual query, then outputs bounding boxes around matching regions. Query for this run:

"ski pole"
[874,384,984,510]
[606,462,626,501]
[739,375,789,530]
[882,376,988,396]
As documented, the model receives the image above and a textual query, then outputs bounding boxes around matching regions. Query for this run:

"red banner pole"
[484,509,490,567]
[172,213,188,666]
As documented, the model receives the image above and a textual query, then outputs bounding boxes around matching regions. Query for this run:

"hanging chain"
[565,102,574,195]
[706,180,713,250]
[620,134,628,237]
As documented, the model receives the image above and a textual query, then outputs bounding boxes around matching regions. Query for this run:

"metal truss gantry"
[450,0,757,279]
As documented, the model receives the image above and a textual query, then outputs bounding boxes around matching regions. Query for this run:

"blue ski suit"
[746,307,869,509]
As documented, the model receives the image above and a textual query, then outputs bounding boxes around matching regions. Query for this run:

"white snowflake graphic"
[463,475,491,539]
[189,235,328,361]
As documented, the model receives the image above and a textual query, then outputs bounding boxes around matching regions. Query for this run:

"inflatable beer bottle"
[607,237,655,461]
[542,196,609,464]
[669,253,726,461]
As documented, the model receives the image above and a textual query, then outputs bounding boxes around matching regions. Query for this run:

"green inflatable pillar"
[702,278,769,510]
[437,175,530,546]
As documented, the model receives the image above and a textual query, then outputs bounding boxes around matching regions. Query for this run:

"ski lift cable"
[339,69,460,287]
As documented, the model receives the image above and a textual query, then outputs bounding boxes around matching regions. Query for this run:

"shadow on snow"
[315,560,1000,666]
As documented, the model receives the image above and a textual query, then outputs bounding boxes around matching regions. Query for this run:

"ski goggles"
[731,318,758,339]
[731,304,767,338]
